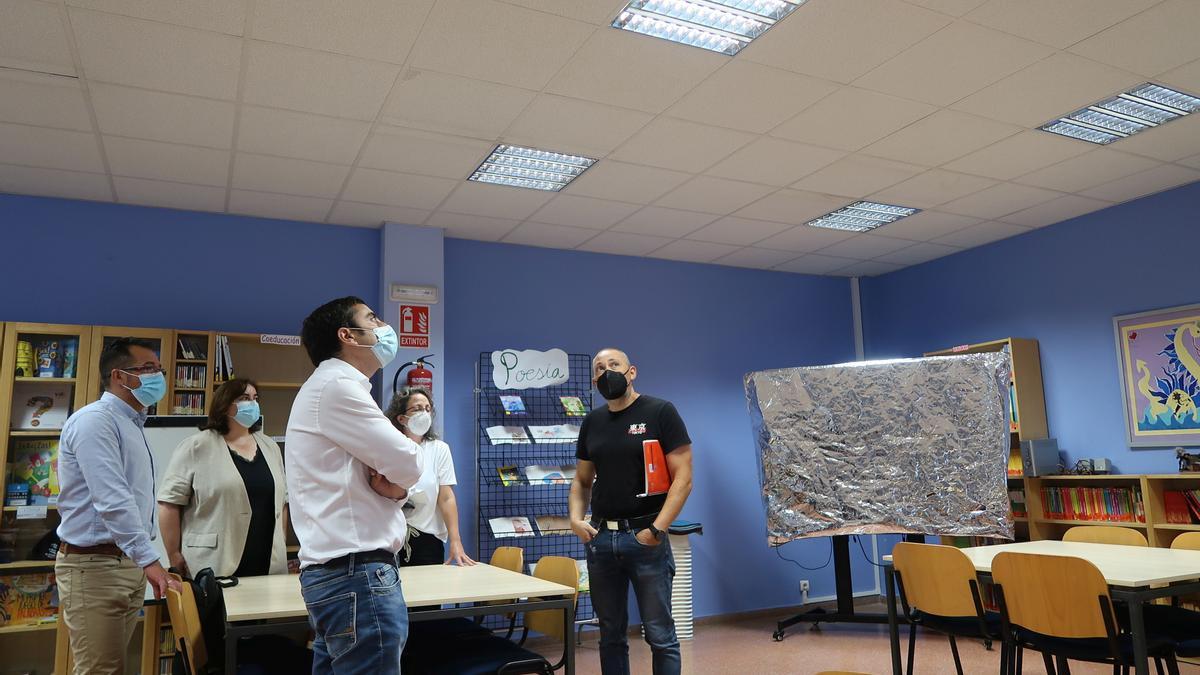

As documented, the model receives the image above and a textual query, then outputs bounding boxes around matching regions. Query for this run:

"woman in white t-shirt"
[384,387,475,566]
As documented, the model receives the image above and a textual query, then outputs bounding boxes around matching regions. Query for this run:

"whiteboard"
[143,416,207,598]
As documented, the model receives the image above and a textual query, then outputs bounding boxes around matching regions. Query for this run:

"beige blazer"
[157,429,288,577]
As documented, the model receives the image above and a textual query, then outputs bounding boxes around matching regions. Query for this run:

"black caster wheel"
[772,629,785,641]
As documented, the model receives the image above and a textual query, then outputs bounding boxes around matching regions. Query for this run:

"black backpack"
[172,567,237,675]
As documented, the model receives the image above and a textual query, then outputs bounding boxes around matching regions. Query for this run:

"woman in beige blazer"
[158,378,289,578]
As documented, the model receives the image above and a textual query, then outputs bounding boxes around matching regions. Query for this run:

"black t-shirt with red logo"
[576,395,691,520]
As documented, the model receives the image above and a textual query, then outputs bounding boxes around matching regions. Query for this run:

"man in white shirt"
[287,296,424,675]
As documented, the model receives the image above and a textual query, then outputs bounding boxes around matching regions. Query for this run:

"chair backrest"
[1062,526,1147,547]
[991,552,1114,639]
[490,546,524,573]
[165,572,208,674]
[525,555,579,641]
[892,542,982,617]
[1171,532,1200,550]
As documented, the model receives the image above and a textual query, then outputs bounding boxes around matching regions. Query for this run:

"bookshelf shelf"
[0,623,56,635]
[1154,523,1200,532]
[254,381,304,389]
[1035,518,1147,528]
[14,377,77,384]
[7,430,62,436]
[0,559,57,570]
[174,387,206,392]
[175,359,207,364]
[2,505,58,512]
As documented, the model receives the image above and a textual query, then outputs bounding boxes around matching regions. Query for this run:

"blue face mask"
[349,325,399,368]
[122,370,167,407]
[232,401,261,428]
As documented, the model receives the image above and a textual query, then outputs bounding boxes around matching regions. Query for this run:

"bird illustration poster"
[1115,303,1200,447]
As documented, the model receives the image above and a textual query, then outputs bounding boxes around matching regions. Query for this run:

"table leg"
[564,601,575,675]
[1129,597,1148,675]
[225,626,239,674]
[885,564,902,675]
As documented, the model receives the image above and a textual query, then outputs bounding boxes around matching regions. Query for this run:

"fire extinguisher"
[394,354,435,397]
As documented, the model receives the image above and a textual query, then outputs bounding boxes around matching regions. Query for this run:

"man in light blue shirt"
[55,337,178,675]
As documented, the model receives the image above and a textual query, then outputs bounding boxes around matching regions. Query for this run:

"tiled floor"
[533,609,1200,675]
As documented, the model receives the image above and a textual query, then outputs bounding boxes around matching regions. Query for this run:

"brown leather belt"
[60,542,126,557]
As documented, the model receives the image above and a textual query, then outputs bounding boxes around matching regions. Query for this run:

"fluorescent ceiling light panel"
[611,0,806,55]
[1040,82,1200,145]
[806,201,919,233]
[468,145,596,191]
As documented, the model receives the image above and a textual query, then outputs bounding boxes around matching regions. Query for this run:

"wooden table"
[883,540,1200,675]
[223,563,577,673]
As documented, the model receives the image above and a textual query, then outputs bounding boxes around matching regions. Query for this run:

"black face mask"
[596,369,629,400]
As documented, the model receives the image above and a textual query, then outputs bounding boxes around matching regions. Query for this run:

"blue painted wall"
[443,238,868,620]
[0,194,379,335]
[861,181,1200,476]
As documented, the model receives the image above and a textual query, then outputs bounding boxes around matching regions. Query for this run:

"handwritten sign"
[260,334,301,346]
[491,348,569,390]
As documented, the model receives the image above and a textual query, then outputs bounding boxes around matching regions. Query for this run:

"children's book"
[489,516,535,538]
[499,395,527,415]
[497,465,520,487]
[8,440,60,505]
[560,396,587,417]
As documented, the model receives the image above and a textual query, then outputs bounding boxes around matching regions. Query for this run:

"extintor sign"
[399,305,429,348]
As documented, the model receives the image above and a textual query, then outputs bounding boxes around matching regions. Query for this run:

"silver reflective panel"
[745,351,1013,544]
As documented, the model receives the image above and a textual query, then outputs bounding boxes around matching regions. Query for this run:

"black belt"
[592,514,658,531]
[314,549,398,569]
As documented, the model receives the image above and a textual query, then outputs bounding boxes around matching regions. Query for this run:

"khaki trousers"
[55,551,146,675]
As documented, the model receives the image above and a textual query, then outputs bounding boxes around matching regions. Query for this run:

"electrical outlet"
[799,580,810,593]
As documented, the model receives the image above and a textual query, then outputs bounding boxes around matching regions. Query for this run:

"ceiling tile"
[770,86,936,152]
[951,53,1145,128]
[734,189,847,225]
[381,69,536,138]
[654,176,775,215]
[611,206,718,238]
[712,247,800,270]
[328,201,431,228]
[504,95,652,158]
[1000,194,1111,228]
[871,210,982,240]
[577,230,673,256]
[70,9,240,98]
[359,126,494,179]
[815,234,917,259]
[103,136,228,185]
[755,224,855,253]
[705,138,845,187]
[252,0,434,63]
[91,83,235,148]
[565,161,691,204]
[0,123,104,173]
[650,239,741,263]
[791,155,925,197]
[901,0,986,16]
[870,169,997,208]
[686,216,792,246]
[831,260,906,277]
[228,189,332,222]
[939,182,1062,219]
[242,41,400,120]
[545,28,725,114]
[874,241,962,265]
[1080,164,1200,202]
[0,163,111,202]
[610,118,754,173]
[0,71,90,131]
[943,131,1093,181]
[409,0,594,90]
[232,153,350,198]
[1,0,74,76]
[1013,148,1161,193]
[425,211,520,241]
[1180,153,1200,171]
[854,21,1053,106]
[502,221,601,249]
[964,0,1159,49]
[493,0,625,25]
[742,0,949,83]
[774,253,863,274]
[236,107,370,165]
[1069,0,1200,76]
[1158,58,1200,93]
[1112,116,1200,163]
[528,194,640,229]
[438,181,554,220]
[863,109,1021,167]
[665,61,839,134]
[66,0,244,34]
[340,168,458,210]
[933,221,1032,247]
[113,176,225,212]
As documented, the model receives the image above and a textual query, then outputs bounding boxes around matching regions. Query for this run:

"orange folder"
[640,440,672,497]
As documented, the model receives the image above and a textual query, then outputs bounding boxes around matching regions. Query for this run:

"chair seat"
[1014,627,1175,663]
[408,617,492,642]
[404,634,550,675]
[912,610,1002,639]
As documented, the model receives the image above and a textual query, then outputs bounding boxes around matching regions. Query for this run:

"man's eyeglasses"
[122,365,165,375]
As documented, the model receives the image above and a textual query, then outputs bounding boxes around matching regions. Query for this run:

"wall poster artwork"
[1114,303,1200,447]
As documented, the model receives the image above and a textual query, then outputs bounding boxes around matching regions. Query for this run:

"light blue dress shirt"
[56,392,158,567]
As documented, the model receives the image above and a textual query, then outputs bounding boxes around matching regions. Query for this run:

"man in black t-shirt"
[569,348,694,675]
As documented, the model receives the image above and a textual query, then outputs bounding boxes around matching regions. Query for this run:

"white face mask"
[406,411,432,437]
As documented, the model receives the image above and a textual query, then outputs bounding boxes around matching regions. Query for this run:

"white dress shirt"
[285,358,423,567]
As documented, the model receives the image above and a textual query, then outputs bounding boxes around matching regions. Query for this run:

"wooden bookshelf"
[0,622,57,635]
[0,559,56,570]
[926,337,1049,442]
[216,332,313,438]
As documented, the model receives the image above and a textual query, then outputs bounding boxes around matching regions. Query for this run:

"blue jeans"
[300,553,408,675]
[586,528,680,675]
